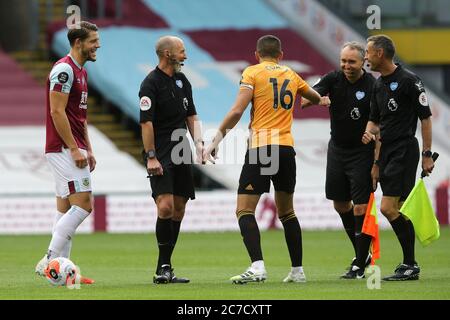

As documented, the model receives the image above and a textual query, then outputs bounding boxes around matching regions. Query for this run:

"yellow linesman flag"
[401,179,440,246]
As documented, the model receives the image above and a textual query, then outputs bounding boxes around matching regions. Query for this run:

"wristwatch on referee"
[373,159,380,166]
[146,149,156,160]
[422,150,432,158]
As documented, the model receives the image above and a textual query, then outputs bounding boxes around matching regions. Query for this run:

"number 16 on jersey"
[269,78,293,110]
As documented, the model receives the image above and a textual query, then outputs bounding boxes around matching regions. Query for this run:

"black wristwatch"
[373,159,380,166]
[422,150,432,158]
[146,149,156,160]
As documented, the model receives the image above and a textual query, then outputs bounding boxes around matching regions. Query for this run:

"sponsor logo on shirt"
[176,80,183,88]
[350,107,361,120]
[79,91,88,110]
[390,82,398,91]
[419,92,428,106]
[388,98,398,112]
[58,72,69,83]
[183,97,189,110]
[415,81,425,92]
[355,91,365,100]
[140,96,151,111]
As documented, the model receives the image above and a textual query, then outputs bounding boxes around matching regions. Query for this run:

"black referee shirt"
[369,64,432,145]
[139,67,197,165]
[313,69,376,147]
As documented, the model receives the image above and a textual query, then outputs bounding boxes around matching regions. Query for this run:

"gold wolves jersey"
[240,61,309,148]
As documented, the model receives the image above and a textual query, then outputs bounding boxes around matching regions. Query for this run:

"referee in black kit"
[139,36,204,284]
[363,34,435,281]
[302,42,376,279]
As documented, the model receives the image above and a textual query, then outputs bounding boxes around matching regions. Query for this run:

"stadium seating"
[0,49,45,125]
[49,0,334,124]
[1,0,447,233]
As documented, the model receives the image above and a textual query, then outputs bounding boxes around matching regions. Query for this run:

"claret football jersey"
[45,54,88,153]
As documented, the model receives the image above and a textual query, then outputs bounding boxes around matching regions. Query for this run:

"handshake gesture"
[203,140,219,164]
[319,96,331,107]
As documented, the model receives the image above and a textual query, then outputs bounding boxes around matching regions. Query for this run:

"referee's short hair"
[256,35,282,58]
[67,21,98,47]
[342,41,365,61]
[367,34,396,60]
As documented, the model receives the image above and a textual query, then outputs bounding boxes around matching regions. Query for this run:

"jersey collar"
[156,66,177,79]
[261,60,277,65]
[343,68,367,85]
[381,63,402,81]
[68,54,83,70]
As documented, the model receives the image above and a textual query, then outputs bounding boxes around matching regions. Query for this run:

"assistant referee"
[363,34,435,281]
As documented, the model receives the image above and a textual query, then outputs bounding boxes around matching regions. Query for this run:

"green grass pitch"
[1,228,449,300]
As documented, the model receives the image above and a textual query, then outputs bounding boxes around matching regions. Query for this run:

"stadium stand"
[0,0,447,233]
[0,48,45,125]
[141,0,288,30]
[45,0,339,194]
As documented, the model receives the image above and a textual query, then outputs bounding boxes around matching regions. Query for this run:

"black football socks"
[390,214,416,265]
[280,211,303,267]
[354,214,372,268]
[339,207,357,256]
[237,211,263,262]
[156,217,173,272]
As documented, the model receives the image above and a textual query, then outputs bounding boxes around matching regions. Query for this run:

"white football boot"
[35,254,49,276]
[283,271,307,283]
[230,267,267,284]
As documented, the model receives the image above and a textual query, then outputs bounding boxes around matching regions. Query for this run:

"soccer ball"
[44,257,78,286]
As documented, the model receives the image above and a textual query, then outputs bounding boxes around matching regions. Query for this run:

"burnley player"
[35,21,100,284]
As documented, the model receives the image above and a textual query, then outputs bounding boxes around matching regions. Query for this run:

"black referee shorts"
[148,163,195,200]
[379,137,419,201]
[325,139,373,204]
[238,145,296,195]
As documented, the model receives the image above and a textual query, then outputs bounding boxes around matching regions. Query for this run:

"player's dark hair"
[367,34,396,60]
[67,21,98,47]
[256,35,282,58]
